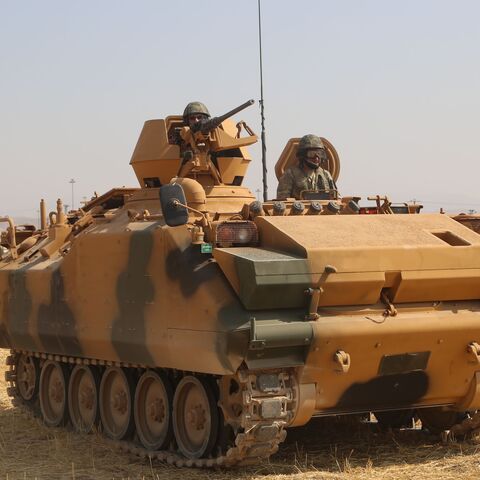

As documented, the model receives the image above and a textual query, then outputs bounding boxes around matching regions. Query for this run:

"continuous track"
[5,350,296,468]
[7,349,479,468]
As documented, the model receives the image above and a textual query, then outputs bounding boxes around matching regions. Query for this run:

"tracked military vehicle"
[2,100,480,468]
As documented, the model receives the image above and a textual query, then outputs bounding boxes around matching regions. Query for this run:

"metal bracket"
[0,217,18,259]
[249,317,266,350]
[304,265,337,320]
[367,195,394,214]
[381,291,397,317]
[304,287,323,320]
[236,120,256,138]
[467,342,480,364]
[334,350,351,373]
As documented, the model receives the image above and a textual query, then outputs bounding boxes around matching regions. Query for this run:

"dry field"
[1,348,480,480]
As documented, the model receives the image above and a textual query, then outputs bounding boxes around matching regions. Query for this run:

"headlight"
[216,221,258,247]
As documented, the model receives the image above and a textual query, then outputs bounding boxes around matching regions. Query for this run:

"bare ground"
[2,348,480,480]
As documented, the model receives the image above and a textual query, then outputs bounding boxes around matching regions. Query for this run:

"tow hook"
[467,342,480,364]
[334,350,351,373]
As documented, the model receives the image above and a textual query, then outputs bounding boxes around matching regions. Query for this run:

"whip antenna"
[258,0,268,201]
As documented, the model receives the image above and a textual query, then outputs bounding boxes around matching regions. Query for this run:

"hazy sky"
[1,0,479,220]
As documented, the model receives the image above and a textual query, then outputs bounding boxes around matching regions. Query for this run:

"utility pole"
[69,178,76,210]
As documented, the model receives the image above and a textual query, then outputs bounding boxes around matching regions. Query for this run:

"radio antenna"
[258,0,268,201]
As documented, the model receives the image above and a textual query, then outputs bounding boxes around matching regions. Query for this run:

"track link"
[446,412,480,440]
[5,349,296,468]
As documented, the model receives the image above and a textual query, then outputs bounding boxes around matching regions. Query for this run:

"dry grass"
[2,348,480,480]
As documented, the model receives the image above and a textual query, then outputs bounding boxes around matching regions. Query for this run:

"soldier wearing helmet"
[175,101,214,172]
[276,134,337,199]
[183,101,211,130]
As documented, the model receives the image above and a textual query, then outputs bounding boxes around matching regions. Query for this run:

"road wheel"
[39,360,69,427]
[173,375,219,459]
[99,367,135,440]
[68,365,100,433]
[134,370,173,450]
[16,354,39,403]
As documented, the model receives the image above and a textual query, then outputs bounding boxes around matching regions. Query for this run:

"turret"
[130,101,258,190]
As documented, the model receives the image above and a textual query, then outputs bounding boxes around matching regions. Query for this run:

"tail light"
[216,221,258,247]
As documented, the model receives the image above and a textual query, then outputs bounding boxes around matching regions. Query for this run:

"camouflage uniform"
[277,164,336,199]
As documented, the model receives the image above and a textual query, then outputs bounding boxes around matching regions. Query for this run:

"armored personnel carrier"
[1,101,480,468]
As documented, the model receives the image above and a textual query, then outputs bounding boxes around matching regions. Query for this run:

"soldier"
[183,101,210,130]
[171,102,211,163]
[276,134,337,199]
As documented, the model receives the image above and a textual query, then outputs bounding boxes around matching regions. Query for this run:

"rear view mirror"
[159,184,189,227]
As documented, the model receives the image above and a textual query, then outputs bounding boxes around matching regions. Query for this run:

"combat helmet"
[297,134,326,169]
[297,134,325,153]
[183,102,210,123]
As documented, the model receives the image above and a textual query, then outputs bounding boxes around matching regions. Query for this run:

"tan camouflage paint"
[1,116,480,430]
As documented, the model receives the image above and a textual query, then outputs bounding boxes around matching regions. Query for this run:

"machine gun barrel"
[197,99,255,134]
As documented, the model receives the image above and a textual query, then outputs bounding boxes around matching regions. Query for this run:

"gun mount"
[130,100,258,189]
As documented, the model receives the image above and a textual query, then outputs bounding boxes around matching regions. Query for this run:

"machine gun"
[192,99,255,135]
[177,99,258,183]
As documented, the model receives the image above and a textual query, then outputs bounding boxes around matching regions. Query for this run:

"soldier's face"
[304,149,326,167]
[188,114,208,128]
